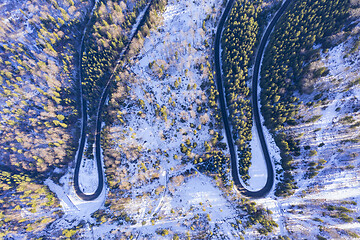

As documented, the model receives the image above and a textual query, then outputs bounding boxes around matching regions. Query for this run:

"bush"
[313,67,329,78]
[316,236,327,240]
[309,150,317,157]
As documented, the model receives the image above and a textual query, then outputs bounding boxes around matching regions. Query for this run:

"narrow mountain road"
[74,1,153,201]
[214,0,292,198]
[73,0,102,201]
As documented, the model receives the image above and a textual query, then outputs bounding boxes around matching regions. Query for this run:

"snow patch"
[248,120,268,191]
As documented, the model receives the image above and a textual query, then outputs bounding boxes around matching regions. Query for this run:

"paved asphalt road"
[214,0,292,198]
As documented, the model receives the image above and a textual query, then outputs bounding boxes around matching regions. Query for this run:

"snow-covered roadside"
[254,5,282,188]
[78,157,99,194]
[247,121,268,191]
[45,172,109,239]
[47,175,114,240]
[45,171,106,219]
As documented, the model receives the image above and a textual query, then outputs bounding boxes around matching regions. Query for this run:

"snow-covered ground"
[45,171,106,219]
[78,152,99,194]
[126,173,239,238]
[93,0,265,238]
[255,26,360,238]
[247,121,268,191]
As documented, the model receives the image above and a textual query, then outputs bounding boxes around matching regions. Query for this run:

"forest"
[81,0,149,116]
[0,0,97,235]
[221,0,262,182]
[260,0,349,196]
[0,0,95,177]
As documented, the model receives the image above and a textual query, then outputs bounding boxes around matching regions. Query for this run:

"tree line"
[97,0,170,223]
[260,0,349,197]
[81,0,149,116]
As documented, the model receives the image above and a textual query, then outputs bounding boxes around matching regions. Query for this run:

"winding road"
[74,0,291,200]
[214,0,292,198]
[74,1,153,201]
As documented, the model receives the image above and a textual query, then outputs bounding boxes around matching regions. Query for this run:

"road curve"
[74,1,153,201]
[214,0,292,198]
[73,0,102,201]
